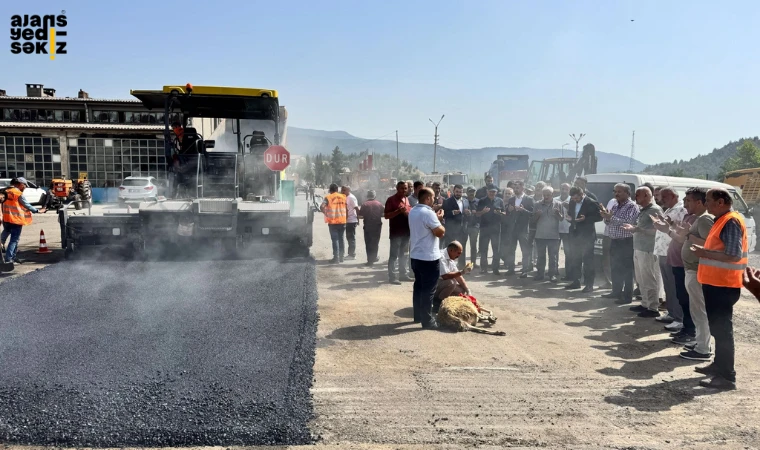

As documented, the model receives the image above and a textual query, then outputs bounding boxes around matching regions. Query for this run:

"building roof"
[0,96,142,103]
[0,121,163,131]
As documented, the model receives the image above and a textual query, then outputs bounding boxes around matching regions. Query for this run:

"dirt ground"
[309,210,760,449]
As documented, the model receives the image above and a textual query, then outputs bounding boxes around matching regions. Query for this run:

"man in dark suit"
[476,186,505,274]
[503,180,534,276]
[443,184,471,270]
[565,186,603,292]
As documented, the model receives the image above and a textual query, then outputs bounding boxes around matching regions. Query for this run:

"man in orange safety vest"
[1,177,47,265]
[691,188,748,390]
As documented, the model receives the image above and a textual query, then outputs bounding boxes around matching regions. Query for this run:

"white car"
[118,176,159,204]
[0,178,46,205]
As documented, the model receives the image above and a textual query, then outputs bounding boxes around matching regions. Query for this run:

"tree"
[667,168,685,177]
[330,146,346,182]
[719,141,760,179]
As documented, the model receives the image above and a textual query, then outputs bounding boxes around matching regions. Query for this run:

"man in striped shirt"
[600,183,639,303]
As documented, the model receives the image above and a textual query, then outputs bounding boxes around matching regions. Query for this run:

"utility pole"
[629,130,636,172]
[569,133,586,159]
[562,143,571,158]
[429,115,444,173]
[396,130,399,177]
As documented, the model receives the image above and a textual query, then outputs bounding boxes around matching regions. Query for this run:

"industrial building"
[0,83,184,188]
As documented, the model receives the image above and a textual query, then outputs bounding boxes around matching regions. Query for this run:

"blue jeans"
[328,224,345,259]
[411,258,440,326]
[1,223,23,261]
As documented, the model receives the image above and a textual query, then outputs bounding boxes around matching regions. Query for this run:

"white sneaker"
[655,314,674,323]
[664,321,683,331]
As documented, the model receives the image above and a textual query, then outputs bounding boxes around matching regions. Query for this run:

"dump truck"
[485,155,529,189]
[59,84,314,259]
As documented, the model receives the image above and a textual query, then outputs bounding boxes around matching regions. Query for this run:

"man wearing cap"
[476,175,500,200]
[359,190,384,266]
[1,177,46,265]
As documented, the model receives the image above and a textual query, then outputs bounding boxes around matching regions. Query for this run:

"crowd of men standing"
[320,177,760,390]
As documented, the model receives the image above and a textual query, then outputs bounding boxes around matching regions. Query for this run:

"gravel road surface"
[0,260,317,447]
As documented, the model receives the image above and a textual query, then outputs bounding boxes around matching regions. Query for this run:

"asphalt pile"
[0,259,318,446]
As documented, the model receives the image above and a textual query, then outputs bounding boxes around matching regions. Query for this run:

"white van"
[585,174,757,254]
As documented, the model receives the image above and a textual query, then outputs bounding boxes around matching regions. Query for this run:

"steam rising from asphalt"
[0,258,318,446]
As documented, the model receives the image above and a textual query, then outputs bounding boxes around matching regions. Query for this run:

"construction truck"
[485,155,529,189]
[526,143,598,188]
[59,84,314,259]
[724,168,760,205]
[340,154,395,204]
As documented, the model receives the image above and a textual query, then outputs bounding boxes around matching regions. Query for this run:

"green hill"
[643,137,760,179]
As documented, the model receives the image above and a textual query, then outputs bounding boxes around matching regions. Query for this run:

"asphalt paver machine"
[60,84,314,259]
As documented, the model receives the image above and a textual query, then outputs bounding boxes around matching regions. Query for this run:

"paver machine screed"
[60,84,314,259]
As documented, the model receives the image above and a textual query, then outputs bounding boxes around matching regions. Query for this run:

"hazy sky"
[3,0,759,164]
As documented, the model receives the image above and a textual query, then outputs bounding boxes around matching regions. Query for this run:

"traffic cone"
[36,230,52,254]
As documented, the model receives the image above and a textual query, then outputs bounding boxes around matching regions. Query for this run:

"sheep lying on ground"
[436,296,505,336]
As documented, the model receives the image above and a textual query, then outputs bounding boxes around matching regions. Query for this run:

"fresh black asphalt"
[0,260,318,446]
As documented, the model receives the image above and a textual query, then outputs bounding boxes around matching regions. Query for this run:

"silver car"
[118,176,159,205]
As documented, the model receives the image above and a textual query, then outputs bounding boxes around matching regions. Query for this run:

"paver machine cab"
[60,84,314,259]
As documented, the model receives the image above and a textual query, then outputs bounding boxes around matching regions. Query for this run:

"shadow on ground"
[326,269,400,291]
[604,377,725,411]
[326,321,421,340]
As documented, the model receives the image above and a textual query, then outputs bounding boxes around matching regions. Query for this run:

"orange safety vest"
[323,192,347,225]
[1,187,33,226]
[697,210,748,288]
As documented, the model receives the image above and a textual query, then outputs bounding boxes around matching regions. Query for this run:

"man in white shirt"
[342,186,360,260]
[410,187,446,329]
[435,241,473,303]
[653,187,687,328]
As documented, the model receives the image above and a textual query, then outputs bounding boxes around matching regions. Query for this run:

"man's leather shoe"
[504,270,516,276]
[520,272,529,279]
[399,276,414,282]
[629,305,647,312]
[549,275,558,282]
[602,293,620,299]
[615,297,632,304]
[581,286,594,293]
[699,376,736,390]
[534,275,545,281]
[493,270,501,276]
[564,282,581,290]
